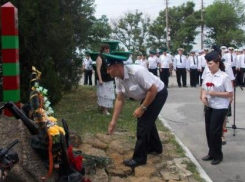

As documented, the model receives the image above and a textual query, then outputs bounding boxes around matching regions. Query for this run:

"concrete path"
[160,73,245,182]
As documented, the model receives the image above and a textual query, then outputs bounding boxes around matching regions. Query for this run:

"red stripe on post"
[2,49,19,63]
[1,2,18,35]
[2,76,20,90]
[3,102,21,117]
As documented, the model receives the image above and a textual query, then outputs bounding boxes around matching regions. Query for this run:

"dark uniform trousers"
[200,67,205,86]
[133,87,168,163]
[205,107,228,160]
[160,68,170,87]
[148,68,158,76]
[84,70,93,85]
[240,68,245,86]
[176,68,186,87]
[190,68,198,87]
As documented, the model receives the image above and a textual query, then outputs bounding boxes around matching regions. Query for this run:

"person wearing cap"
[105,53,168,168]
[148,50,159,76]
[159,48,172,87]
[82,54,93,85]
[188,51,198,87]
[223,47,237,76]
[197,50,203,86]
[201,49,233,165]
[174,48,188,87]
[220,46,227,57]
[198,48,209,85]
[237,47,245,87]
[96,44,115,115]
[202,46,235,145]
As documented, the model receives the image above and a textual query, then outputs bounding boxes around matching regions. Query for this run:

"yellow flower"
[47,125,65,136]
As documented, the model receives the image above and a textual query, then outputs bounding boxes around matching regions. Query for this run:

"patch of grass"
[53,85,138,135]
[185,161,207,182]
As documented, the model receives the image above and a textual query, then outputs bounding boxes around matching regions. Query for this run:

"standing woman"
[201,50,233,165]
[96,44,115,115]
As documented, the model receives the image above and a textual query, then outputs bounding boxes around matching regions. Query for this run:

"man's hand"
[108,121,116,135]
[133,107,145,118]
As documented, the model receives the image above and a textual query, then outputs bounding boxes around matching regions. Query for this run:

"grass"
[53,85,204,181]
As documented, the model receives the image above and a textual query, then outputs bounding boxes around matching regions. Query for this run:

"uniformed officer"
[188,50,198,87]
[237,47,245,87]
[159,48,172,87]
[105,53,168,168]
[223,47,237,76]
[174,48,188,87]
[201,49,233,165]
[148,50,159,76]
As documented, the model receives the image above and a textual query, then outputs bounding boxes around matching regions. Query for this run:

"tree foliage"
[0,0,104,104]
[111,11,151,58]
[204,0,245,47]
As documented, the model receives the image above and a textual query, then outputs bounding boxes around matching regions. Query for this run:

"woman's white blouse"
[202,69,233,109]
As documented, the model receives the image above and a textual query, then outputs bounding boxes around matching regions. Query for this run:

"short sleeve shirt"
[115,65,164,101]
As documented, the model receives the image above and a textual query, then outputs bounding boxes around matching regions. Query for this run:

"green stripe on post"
[2,63,20,76]
[3,89,20,102]
[1,36,19,49]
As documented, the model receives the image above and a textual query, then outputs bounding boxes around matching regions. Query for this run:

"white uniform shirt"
[223,53,237,67]
[201,63,235,81]
[201,54,207,68]
[134,59,141,65]
[148,56,158,69]
[159,54,172,68]
[174,54,187,69]
[115,65,164,101]
[237,54,245,68]
[124,56,133,65]
[83,58,93,70]
[188,56,198,69]
[140,59,148,69]
[202,69,233,109]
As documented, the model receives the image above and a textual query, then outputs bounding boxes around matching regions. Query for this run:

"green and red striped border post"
[1,2,20,116]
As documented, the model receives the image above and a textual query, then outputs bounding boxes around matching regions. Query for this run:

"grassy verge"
[53,85,203,181]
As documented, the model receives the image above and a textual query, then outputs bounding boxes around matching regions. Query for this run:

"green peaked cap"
[102,53,128,67]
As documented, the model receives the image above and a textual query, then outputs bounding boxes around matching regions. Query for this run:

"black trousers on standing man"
[190,68,198,87]
[160,68,170,87]
[132,87,168,164]
[176,68,187,87]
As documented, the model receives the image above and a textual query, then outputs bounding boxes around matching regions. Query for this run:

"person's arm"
[96,56,103,85]
[208,90,233,98]
[108,92,125,135]
[200,88,208,106]
[133,84,158,118]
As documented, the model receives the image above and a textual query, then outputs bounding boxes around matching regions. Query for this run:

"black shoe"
[211,158,223,165]
[202,155,213,161]
[123,159,146,168]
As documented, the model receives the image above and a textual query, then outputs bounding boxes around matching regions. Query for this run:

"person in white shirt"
[159,48,172,87]
[125,54,133,65]
[237,47,245,87]
[148,51,159,76]
[197,50,204,86]
[83,54,93,85]
[188,51,198,87]
[140,55,148,69]
[134,55,142,65]
[174,48,188,87]
[201,49,233,165]
[105,53,168,168]
[223,47,237,76]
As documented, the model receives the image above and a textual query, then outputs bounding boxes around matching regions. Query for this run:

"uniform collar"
[212,69,222,77]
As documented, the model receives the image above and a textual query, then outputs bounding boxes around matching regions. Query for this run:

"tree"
[204,0,245,47]
[149,2,200,54]
[87,15,112,51]
[111,11,151,58]
[0,0,96,104]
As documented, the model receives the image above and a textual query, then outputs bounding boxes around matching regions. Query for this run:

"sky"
[94,0,215,19]
[94,0,215,50]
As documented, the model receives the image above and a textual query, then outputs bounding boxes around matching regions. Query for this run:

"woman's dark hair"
[209,56,225,72]
[99,44,110,55]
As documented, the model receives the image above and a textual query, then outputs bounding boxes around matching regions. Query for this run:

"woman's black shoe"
[202,155,213,161]
[211,158,223,165]
[123,159,146,168]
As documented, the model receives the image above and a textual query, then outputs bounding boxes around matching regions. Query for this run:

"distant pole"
[166,0,170,51]
[1,2,20,116]
[201,0,204,49]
